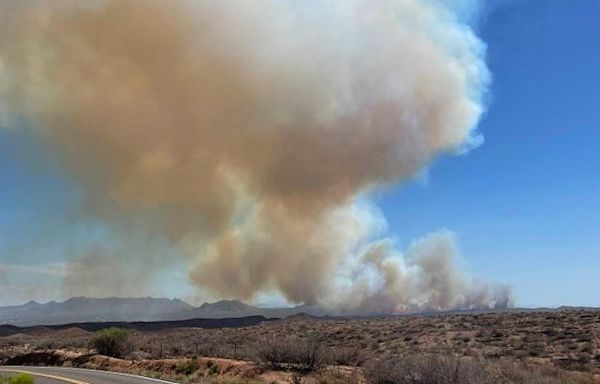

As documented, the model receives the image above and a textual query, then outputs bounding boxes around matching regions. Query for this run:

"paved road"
[0,367,178,384]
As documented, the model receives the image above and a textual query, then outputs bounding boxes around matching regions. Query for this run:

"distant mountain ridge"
[0,297,324,326]
[1,297,597,327]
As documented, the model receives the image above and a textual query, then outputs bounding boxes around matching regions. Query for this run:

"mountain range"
[0,297,325,326]
[1,297,597,327]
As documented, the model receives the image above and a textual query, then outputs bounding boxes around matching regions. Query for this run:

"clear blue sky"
[0,0,599,307]
[381,0,600,307]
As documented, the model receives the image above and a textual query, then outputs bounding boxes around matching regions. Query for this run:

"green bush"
[207,360,220,375]
[175,358,200,375]
[89,327,129,358]
[0,373,35,384]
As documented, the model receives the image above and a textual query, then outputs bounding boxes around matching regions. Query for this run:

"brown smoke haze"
[0,0,512,313]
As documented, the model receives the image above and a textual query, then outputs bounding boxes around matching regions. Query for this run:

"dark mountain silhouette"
[0,297,324,326]
[0,315,275,337]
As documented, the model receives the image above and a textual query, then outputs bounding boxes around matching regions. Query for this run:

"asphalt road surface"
[0,367,178,384]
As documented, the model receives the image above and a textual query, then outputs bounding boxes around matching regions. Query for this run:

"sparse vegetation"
[256,337,325,372]
[366,355,600,384]
[366,354,496,384]
[2,310,600,383]
[89,327,129,358]
[329,346,368,366]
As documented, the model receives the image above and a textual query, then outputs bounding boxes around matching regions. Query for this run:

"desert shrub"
[207,360,220,375]
[366,354,497,384]
[175,358,200,375]
[498,362,593,384]
[329,346,368,366]
[307,370,362,384]
[256,338,325,372]
[89,327,129,358]
[0,373,34,384]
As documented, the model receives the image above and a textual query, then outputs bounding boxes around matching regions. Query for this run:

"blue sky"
[382,0,600,307]
[0,0,599,307]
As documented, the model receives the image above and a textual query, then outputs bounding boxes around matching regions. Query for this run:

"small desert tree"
[256,337,326,372]
[89,327,129,358]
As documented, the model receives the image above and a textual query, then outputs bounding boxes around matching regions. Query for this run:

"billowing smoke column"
[0,0,512,312]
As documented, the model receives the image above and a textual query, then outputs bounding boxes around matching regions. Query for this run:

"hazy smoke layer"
[0,0,511,312]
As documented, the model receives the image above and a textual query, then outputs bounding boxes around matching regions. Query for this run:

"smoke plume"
[0,0,512,312]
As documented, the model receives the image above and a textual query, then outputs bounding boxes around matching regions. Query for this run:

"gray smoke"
[0,0,512,312]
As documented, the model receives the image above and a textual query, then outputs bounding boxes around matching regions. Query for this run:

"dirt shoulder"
[0,349,364,384]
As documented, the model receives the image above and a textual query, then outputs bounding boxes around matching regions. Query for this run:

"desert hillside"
[1,309,599,383]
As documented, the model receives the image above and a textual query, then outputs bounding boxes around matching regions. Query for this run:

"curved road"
[0,366,178,384]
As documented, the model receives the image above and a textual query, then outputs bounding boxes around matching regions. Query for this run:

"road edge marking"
[60,369,179,384]
[0,368,90,384]
[3,367,179,384]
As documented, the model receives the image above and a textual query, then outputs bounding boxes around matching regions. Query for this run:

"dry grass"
[366,354,600,384]
[367,354,498,384]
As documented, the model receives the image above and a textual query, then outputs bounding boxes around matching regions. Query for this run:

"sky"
[381,0,600,307]
[0,0,599,307]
